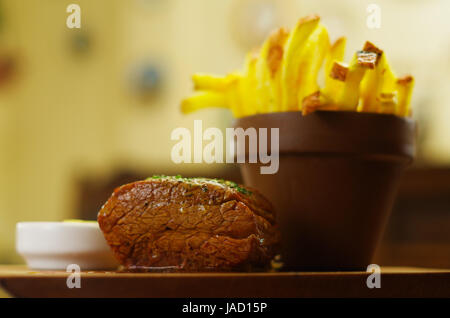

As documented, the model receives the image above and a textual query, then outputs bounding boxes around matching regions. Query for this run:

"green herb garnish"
[147,176,252,195]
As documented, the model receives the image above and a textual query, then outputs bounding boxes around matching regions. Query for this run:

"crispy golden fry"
[326,37,347,73]
[266,28,289,78]
[302,37,346,113]
[380,92,396,100]
[335,51,378,110]
[224,72,251,118]
[183,73,247,118]
[330,61,348,81]
[181,16,414,118]
[375,64,397,115]
[296,24,330,109]
[396,76,414,117]
[378,92,397,114]
[255,27,289,113]
[239,52,260,116]
[302,91,336,115]
[321,37,346,104]
[181,91,227,114]
[363,41,383,56]
[192,73,239,91]
[359,41,397,114]
[357,51,378,69]
[280,15,321,111]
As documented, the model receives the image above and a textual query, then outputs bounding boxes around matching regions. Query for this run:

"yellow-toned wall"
[0,0,124,262]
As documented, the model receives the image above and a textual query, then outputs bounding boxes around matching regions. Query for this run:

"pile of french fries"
[181,15,414,118]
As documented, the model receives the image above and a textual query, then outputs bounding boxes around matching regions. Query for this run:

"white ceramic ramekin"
[16,221,119,270]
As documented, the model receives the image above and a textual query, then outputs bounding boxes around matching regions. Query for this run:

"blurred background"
[0,0,449,271]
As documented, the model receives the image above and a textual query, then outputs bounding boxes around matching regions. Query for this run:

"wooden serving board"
[1,265,450,298]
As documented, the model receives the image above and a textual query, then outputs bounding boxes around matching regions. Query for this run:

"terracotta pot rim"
[235,110,415,122]
[233,110,416,162]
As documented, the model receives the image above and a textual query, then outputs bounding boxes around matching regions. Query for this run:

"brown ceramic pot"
[234,111,416,271]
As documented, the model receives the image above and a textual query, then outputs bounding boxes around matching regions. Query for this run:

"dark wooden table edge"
[1,271,450,298]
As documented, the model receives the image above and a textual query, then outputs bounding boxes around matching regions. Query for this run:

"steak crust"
[98,176,279,271]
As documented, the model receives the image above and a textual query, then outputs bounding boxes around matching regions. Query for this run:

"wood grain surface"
[1,265,449,298]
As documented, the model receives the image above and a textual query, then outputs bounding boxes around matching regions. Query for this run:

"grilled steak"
[98,176,279,271]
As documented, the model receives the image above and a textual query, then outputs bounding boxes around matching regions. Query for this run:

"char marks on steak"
[98,176,279,271]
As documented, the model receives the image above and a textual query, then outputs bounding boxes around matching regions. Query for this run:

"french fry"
[335,51,378,111]
[359,41,397,114]
[330,62,348,81]
[255,27,289,113]
[375,63,397,115]
[302,91,335,116]
[239,51,260,116]
[378,92,397,114]
[181,91,228,114]
[192,73,239,91]
[181,15,414,119]
[280,15,321,111]
[379,60,396,93]
[326,37,347,74]
[183,73,247,118]
[296,24,330,109]
[224,76,243,118]
[322,37,346,102]
[396,76,414,117]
